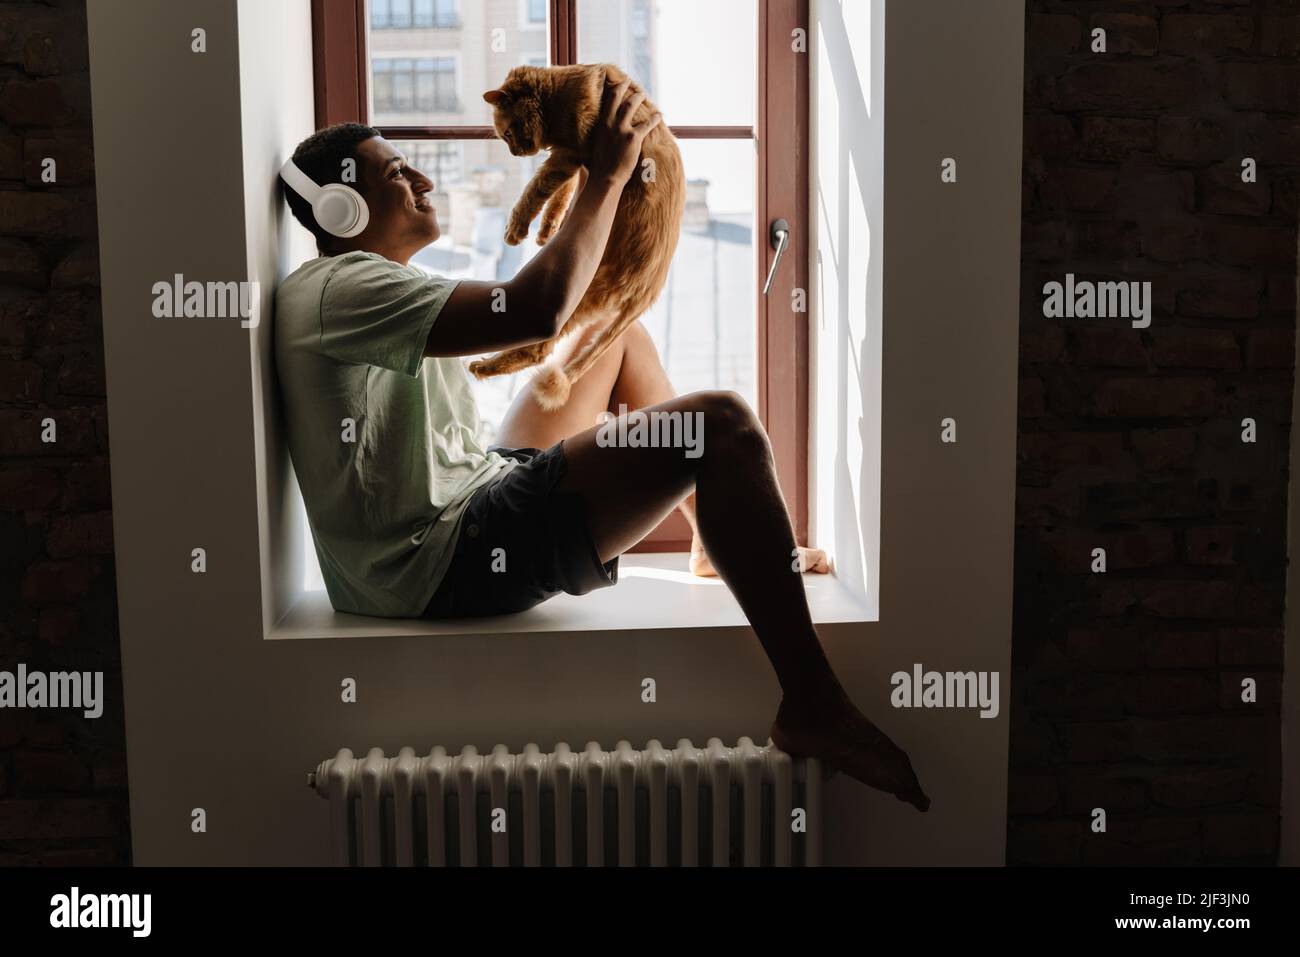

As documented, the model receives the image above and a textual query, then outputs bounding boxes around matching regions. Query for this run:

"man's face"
[354,136,439,252]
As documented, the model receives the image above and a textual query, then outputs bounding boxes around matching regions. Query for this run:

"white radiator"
[308,737,823,867]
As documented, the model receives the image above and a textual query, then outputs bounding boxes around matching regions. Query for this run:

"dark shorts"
[421,442,619,618]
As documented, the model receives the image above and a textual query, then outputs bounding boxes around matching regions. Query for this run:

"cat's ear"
[483,89,508,106]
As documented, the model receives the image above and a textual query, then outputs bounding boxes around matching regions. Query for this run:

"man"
[275,77,929,811]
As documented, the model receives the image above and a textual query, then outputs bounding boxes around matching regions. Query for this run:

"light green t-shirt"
[274,251,514,618]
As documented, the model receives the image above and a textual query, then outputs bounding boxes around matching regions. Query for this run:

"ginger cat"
[471,63,685,410]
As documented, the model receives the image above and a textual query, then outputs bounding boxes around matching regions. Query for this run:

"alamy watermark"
[1042,273,1152,329]
[50,887,150,937]
[890,663,999,719]
[151,273,261,328]
[0,665,103,718]
[596,403,704,459]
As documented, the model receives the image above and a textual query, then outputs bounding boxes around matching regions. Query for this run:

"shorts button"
[466,524,479,538]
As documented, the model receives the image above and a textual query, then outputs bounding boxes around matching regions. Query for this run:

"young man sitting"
[274,77,929,812]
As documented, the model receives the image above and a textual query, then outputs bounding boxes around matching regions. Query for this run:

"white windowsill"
[267,553,876,640]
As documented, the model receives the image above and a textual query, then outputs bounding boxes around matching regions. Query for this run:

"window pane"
[433,57,457,111]
[643,138,756,404]
[373,70,393,113]
[391,68,413,111]
[368,0,549,127]
[391,138,549,445]
[392,136,755,443]
[577,0,755,126]
[416,70,435,111]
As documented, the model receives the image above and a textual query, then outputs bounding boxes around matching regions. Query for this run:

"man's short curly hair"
[282,122,381,250]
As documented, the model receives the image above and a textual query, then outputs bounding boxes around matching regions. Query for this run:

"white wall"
[809,0,1024,863]
[240,0,317,632]
[90,0,1023,865]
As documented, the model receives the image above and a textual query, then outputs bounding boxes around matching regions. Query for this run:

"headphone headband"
[279,157,322,202]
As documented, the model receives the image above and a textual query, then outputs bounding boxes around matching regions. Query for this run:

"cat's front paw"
[504,217,531,246]
[467,358,495,379]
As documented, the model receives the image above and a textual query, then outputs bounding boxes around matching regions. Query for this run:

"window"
[312,0,808,551]
[372,57,458,113]
[576,0,757,415]
[371,0,458,30]
[523,0,547,28]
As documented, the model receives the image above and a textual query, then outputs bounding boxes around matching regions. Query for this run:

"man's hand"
[585,73,663,188]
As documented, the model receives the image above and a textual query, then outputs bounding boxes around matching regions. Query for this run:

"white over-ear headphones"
[279,157,370,239]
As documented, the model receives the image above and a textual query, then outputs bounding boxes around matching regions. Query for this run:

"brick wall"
[0,0,130,865]
[1012,0,1297,864]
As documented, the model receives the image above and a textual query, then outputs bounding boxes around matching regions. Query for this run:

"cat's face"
[483,69,546,157]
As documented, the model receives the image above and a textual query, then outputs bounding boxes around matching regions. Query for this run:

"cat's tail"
[531,363,571,411]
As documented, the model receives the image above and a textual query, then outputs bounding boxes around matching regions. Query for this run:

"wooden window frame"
[311,0,809,550]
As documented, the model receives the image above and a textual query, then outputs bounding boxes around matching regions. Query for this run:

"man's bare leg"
[494,319,696,510]
[554,391,931,812]
[605,323,829,578]
[493,318,629,451]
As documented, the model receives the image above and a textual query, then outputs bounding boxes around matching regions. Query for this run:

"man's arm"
[422,170,621,356]
[423,76,662,358]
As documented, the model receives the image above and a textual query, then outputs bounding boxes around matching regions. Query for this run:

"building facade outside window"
[372,0,459,30]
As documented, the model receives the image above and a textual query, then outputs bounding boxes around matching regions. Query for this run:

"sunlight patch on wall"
[302,510,325,592]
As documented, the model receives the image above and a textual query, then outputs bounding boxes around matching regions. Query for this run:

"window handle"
[762,218,790,296]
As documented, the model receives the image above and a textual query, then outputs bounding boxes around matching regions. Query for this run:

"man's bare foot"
[769,690,931,812]
[689,539,831,578]
[689,536,716,577]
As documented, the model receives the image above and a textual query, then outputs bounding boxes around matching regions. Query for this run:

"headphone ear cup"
[313,184,369,239]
